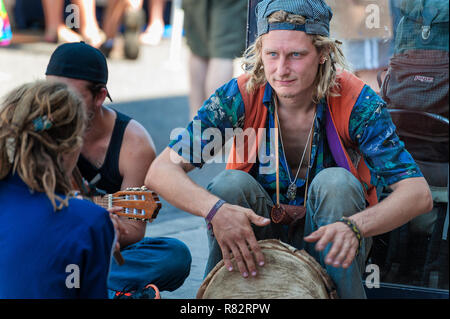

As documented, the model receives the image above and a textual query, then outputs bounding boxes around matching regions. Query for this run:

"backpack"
[379,0,449,119]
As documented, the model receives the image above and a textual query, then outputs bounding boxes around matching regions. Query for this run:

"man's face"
[261,30,321,100]
[46,75,97,126]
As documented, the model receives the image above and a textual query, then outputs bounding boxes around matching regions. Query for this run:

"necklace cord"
[273,96,316,205]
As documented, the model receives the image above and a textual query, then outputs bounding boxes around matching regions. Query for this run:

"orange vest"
[226,71,378,207]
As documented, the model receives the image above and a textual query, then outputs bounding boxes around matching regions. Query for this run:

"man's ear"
[94,87,108,108]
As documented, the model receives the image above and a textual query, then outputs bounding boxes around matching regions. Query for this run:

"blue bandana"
[256,0,333,38]
[268,22,307,33]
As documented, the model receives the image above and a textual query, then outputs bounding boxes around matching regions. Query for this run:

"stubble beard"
[84,109,95,132]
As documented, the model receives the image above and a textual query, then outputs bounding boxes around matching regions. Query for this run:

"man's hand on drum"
[211,204,271,278]
[304,221,359,269]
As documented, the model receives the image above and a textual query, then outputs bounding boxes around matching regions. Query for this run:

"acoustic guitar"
[92,187,162,265]
[71,169,162,265]
[72,168,162,221]
[92,187,162,222]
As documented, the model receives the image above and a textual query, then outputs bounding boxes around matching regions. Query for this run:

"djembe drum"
[197,239,338,299]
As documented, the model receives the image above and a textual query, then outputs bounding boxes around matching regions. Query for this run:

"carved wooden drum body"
[197,239,338,299]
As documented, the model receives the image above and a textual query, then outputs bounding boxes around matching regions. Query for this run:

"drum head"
[197,239,338,299]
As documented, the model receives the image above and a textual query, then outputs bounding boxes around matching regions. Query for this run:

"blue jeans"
[205,168,371,299]
[107,237,192,298]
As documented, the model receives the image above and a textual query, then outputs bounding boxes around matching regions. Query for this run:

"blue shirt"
[169,78,422,205]
[0,174,115,299]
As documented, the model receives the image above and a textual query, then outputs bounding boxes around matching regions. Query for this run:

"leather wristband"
[338,217,363,256]
[206,199,226,232]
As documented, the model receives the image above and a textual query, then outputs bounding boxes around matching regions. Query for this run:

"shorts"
[182,0,247,59]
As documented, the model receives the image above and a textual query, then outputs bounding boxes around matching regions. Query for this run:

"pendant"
[286,183,297,201]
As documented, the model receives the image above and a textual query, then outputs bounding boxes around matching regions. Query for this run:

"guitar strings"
[94,196,160,200]
[92,195,160,220]
[93,200,152,216]
[93,197,160,202]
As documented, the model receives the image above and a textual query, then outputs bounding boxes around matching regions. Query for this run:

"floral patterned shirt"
[169,77,422,205]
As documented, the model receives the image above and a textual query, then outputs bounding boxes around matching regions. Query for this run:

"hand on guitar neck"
[72,169,162,222]
[71,170,162,266]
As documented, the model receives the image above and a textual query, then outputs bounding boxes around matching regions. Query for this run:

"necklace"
[275,99,316,201]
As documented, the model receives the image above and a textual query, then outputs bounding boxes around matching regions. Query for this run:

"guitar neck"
[90,191,161,221]
[72,169,160,221]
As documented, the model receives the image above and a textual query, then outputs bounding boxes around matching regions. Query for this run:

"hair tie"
[32,115,53,132]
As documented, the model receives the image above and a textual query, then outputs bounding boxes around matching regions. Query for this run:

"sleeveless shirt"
[77,110,131,194]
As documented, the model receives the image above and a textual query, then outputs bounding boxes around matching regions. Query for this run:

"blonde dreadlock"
[0,80,86,210]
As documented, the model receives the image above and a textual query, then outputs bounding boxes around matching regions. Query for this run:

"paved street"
[0,35,232,299]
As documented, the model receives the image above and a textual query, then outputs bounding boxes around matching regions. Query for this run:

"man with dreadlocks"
[45,41,191,299]
[0,80,115,298]
[146,0,433,298]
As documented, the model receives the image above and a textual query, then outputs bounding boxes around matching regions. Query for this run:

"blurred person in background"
[100,0,145,59]
[101,0,170,58]
[182,0,248,119]
[140,0,166,46]
[0,0,12,46]
[41,0,105,47]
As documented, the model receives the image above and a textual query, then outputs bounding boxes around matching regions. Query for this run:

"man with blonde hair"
[145,0,432,298]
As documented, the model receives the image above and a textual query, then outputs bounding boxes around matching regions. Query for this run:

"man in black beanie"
[46,41,192,299]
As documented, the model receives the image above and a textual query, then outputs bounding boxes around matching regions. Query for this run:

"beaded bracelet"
[205,199,226,232]
[338,217,363,256]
